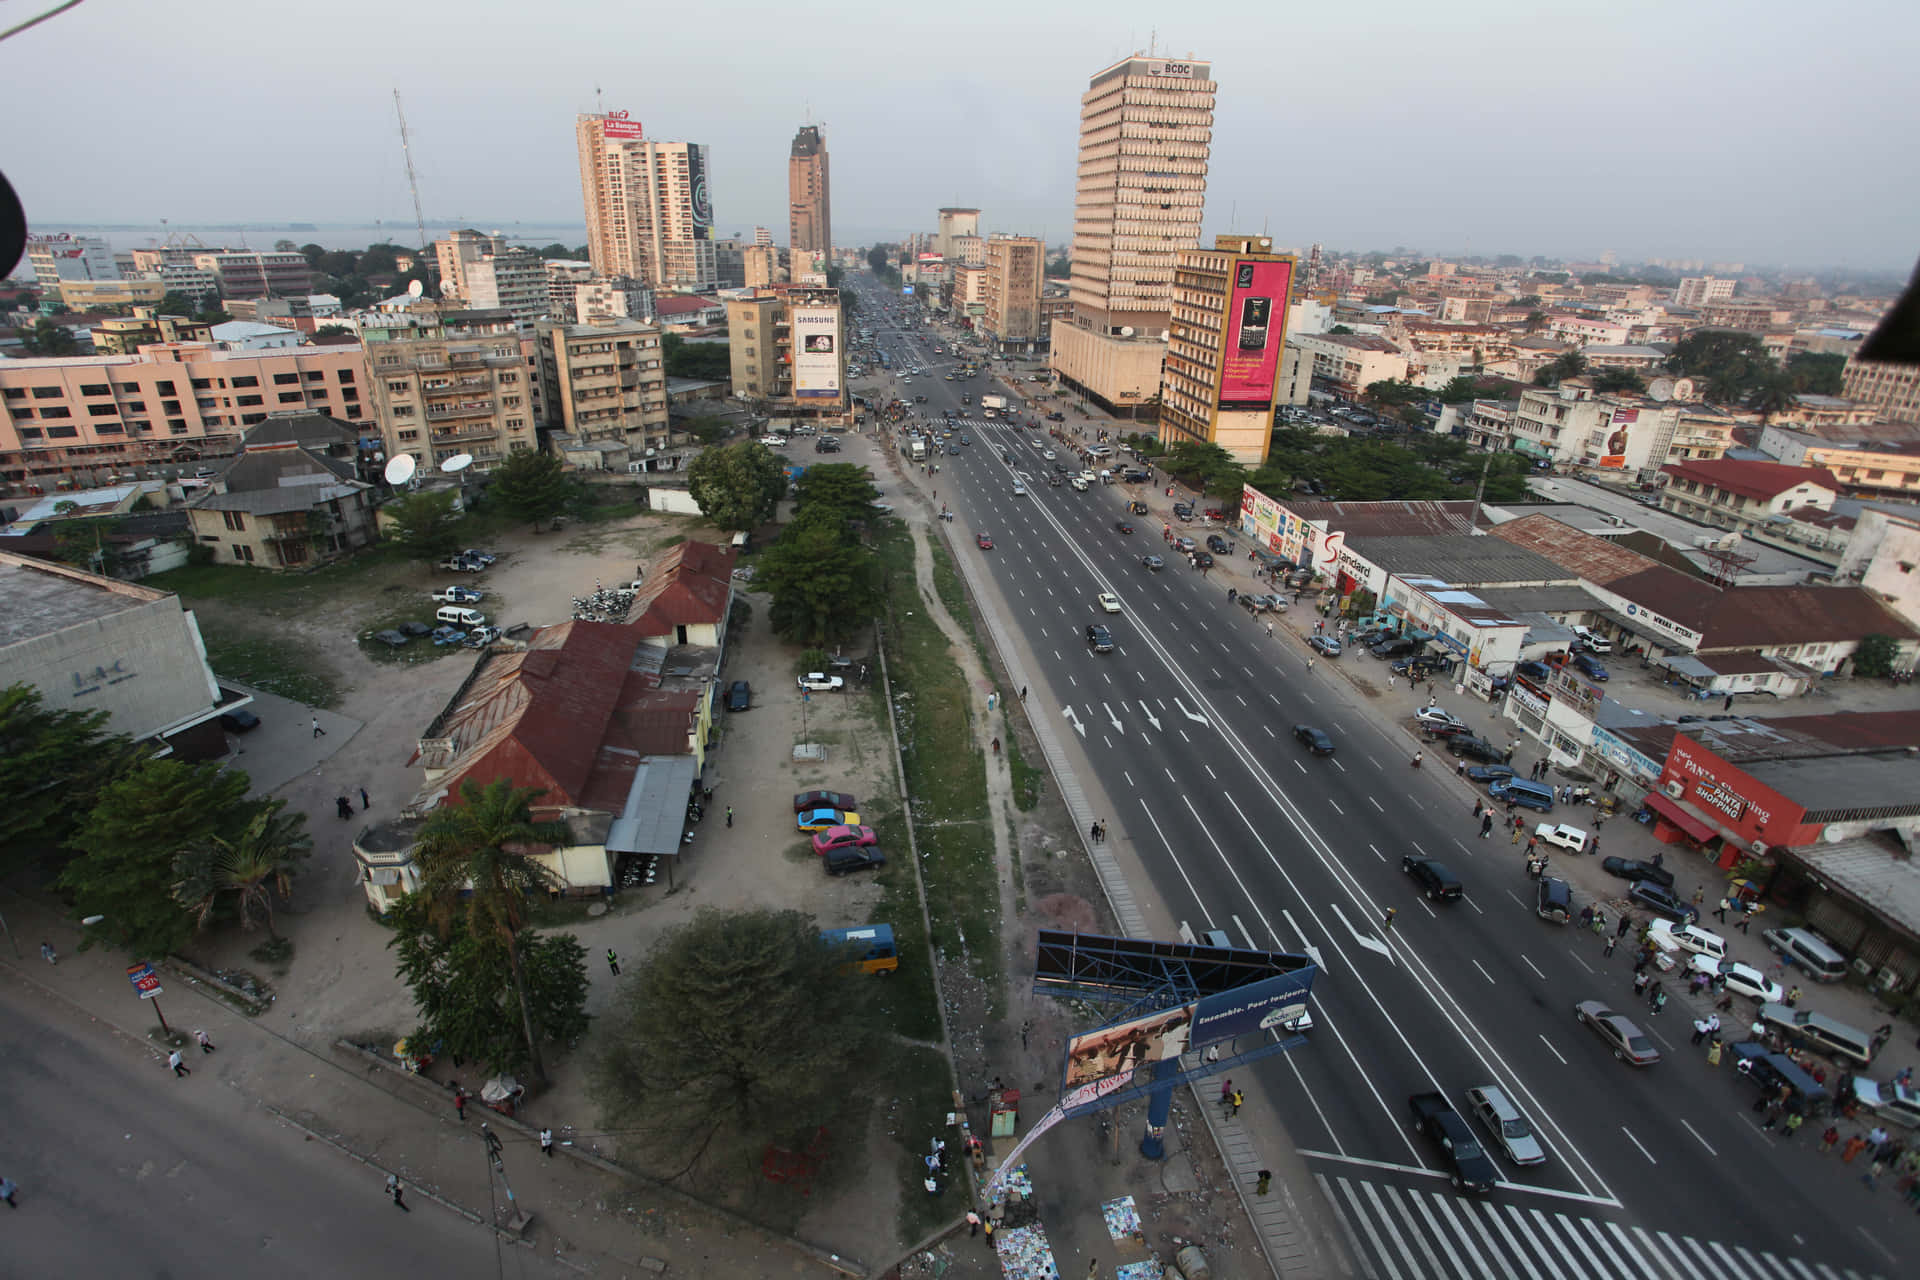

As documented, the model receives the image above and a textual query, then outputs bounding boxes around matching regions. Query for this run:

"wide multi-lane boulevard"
[845,276,1914,1279]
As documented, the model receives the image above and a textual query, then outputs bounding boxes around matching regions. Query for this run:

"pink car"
[812,825,877,856]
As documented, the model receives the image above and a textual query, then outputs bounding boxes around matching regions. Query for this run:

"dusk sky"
[7,0,1916,269]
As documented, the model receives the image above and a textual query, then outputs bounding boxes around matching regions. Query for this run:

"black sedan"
[219,708,262,732]
[725,680,752,711]
[1206,534,1230,554]
[1466,764,1517,783]
[794,790,857,813]
[1293,724,1335,756]
[1445,735,1505,763]
[1603,855,1677,891]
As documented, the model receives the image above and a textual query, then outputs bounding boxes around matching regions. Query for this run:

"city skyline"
[3,0,1916,270]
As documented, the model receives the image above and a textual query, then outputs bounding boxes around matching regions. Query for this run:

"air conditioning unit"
[1663,780,1685,799]
[1750,840,1769,857]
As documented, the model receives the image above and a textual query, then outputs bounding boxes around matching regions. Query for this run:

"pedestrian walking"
[1020,686,1028,702]
[1306,658,1314,674]
[1734,911,1753,934]
[1706,1037,1723,1067]
[1842,1134,1870,1163]
[1761,1100,1784,1131]
[1473,798,1484,819]
[1479,813,1493,838]
[1690,886,1704,907]
[359,786,370,811]
[1821,1125,1841,1154]
[1511,824,1522,845]
[1383,907,1398,931]
[0,1176,15,1208]
[983,1218,996,1247]
[1388,674,1395,690]
[1265,622,1274,638]
[335,795,353,820]
[1226,1088,1243,1119]
[1220,1077,1234,1105]
[1714,897,1730,923]
[168,1049,190,1077]
[606,948,620,976]
[1456,759,1466,778]
[454,1087,467,1120]
[1616,914,1633,939]
[1785,985,1802,1007]
[195,1028,216,1054]
[387,1173,410,1211]
[1651,989,1668,1016]
[725,805,733,828]
[1633,970,1651,997]
[540,1128,554,1158]
[1603,935,1618,957]
[312,714,325,738]
[39,941,56,964]
[1256,1169,1273,1195]
[1692,1018,1712,1045]
[967,1209,982,1236]
[1782,1112,1805,1140]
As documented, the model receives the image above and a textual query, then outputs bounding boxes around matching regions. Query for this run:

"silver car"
[1464,1084,1546,1166]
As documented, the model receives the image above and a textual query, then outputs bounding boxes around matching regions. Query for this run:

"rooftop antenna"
[1150,28,1157,56]
[595,84,603,114]
[392,89,431,259]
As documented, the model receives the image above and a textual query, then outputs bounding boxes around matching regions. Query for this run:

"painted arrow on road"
[1138,701,1162,730]
[1331,902,1395,962]
[1063,706,1086,738]
[1173,696,1210,726]
[1102,701,1124,734]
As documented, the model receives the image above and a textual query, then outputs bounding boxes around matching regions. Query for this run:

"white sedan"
[1098,593,1122,614]
[1690,955,1785,1004]
[1414,706,1463,731]
[1042,449,1057,460]
[797,673,845,692]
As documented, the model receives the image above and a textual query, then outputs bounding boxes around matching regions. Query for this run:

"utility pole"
[392,90,432,271]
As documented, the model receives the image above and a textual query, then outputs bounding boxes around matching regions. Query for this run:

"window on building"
[46,425,78,439]
[305,371,324,381]
[231,544,254,563]
[242,413,267,425]
[273,372,299,385]
[79,383,110,396]
[40,406,71,418]
[231,375,259,388]
[115,382,138,393]
[95,421,124,435]
[155,380,175,394]
[191,378,211,390]
[168,419,187,433]
[236,395,263,406]
[223,510,246,531]
[31,386,61,399]
[89,404,117,416]
[278,392,303,403]
[387,381,409,394]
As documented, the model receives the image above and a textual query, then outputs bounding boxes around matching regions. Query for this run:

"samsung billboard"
[793,307,842,399]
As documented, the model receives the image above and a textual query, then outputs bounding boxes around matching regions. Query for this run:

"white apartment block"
[460,249,549,323]
[1674,276,1736,308]
[576,114,717,291]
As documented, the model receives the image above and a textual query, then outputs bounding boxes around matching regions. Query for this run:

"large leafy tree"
[661,332,731,380]
[1364,380,1425,409]
[791,463,881,529]
[591,907,878,1173]
[0,685,137,878]
[1532,351,1588,388]
[1746,371,1800,424]
[757,524,880,646]
[16,318,79,356]
[687,441,787,532]
[382,489,462,561]
[59,758,253,957]
[413,779,564,1083]
[1160,440,1246,498]
[173,798,312,939]
[1786,352,1845,396]
[489,449,573,530]
[1852,634,1899,679]
[389,893,590,1076]
[1591,367,1647,395]
[865,247,889,273]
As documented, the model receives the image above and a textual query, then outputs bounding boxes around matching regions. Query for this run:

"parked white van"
[1572,625,1612,653]
[435,606,488,628]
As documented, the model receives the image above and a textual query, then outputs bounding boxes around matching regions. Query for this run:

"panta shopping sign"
[793,309,841,398]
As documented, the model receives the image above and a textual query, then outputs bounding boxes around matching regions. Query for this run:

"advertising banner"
[686,145,713,240]
[1189,970,1315,1049]
[793,307,841,399]
[1062,1001,1195,1091]
[1600,408,1637,468]
[1218,259,1294,411]
[601,111,643,140]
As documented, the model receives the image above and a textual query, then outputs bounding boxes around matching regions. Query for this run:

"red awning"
[1644,791,1719,842]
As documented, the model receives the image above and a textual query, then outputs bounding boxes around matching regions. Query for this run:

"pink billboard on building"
[602,112,643,140]
[1218,259,1294,411]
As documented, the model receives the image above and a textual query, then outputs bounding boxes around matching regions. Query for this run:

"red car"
[976,534,994,549]
[811,824,878,855]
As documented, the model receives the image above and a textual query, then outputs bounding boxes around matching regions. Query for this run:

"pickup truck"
[1408,1092,1499,1194]
[431,586,484,604]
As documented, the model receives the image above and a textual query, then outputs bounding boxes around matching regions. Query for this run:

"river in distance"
[24,221,592,255]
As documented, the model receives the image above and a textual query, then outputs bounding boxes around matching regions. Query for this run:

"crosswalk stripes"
[1315,1172,1879,1280]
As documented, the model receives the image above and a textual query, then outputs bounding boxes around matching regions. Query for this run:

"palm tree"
[414,778,562,1083]
[1746,373,1800,425]
[173,800,312,940]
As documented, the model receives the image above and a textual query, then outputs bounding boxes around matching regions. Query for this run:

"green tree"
[489,450,573,531]
[315,324,353,338]
[1852,634,1899,679]
[382,489,463,561]
[159,291,200,316]
[1364,380,1425,409]
[16,318,79,356]
[1532,351,1588,388]
[1786,351,1845,396]
[58,758,253,956]
[660,331,732,380]
[172,798,312,940]
[196,307,231,325]
[757,524,880,646]
[687,441,787,531]
[1746,371,1799,424]
[1045,252,1071,278]
[0,686,136,879]
[1591,367,1647,395]
[414,778,566,1083]
[1667,330,1766,380]
[299,243,328,268]
[865,247,890,273]
[1328,324,1354,336]
[685,414,729,446]
[591,907,879,1165]
[50,517,123,575]
[389,893,590,1077]
[790,462,881,530]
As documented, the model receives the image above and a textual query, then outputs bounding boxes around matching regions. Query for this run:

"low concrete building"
[184,414,376,569]
[1658,458,1841,531]
[91,307,212,354]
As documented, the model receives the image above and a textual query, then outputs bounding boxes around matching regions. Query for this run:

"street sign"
[126,961,163,1000]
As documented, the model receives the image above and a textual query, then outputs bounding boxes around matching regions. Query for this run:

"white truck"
[981,394,1008,411]
[908,438,928,461]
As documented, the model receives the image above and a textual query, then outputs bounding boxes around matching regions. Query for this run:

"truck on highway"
[981,394,1008,411]
[1408,1092,1499,1194]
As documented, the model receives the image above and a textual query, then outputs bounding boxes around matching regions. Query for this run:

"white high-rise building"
[28,235,120,285]
[576,112,716,291]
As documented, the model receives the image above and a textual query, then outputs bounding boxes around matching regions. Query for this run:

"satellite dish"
[1646,377,1675,402]
[441,453,474,474]
[1119,326,1135,337]
[408,279,425,298]
[1672,377,1697,401]
[383,454,417,486]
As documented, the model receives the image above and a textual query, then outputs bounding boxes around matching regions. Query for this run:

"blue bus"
[820,924,898,974]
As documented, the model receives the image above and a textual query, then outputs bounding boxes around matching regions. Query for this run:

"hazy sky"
[7,0,1916,269]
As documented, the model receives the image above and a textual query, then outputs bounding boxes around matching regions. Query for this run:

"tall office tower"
[984,234,1044,355]
[788,125,831,260]
[1162,235,1295,464]
[1050,54,1214,416]
[575,111,717,291]
[936,209,979,262]
[753,226,774,247]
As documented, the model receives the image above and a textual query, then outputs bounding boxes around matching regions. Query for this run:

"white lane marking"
[1619,1125,1658,1164]
[1263,723,1274,737]
[1368,795,1385,813]
[1368,1183,1439,1280]
[1558,1212,1611,1277]
[1522,1206,1587,1278]
[1507,890,1529,911]
[1329,1177,1401,1280]
[1332,902,1393,959]
[1368,754,1382,770]
[1627,1225,1687,1280]
[1062,706,1085,738]
[1566,950,1596,975]
[1578,1216,1636,1279]
[1475,1200,1541,1280]
[1283,1048,1343,1155]
[1280,909,1325,971]
[1101,701,1123,733]
[1138,701,1162,730]
[1522,955,1547,981]
[1537,1035,1566,1065]
[1329,799,1344,815]
[1367,844,1387,863]
[1679,1119,1718,1156]
[1418,1191,1490,1280]
[1173,695,1209,724]
[1403,1189,1467,1280]
[1472,958,1495,984]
